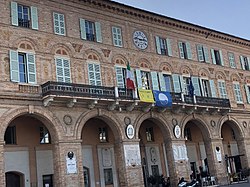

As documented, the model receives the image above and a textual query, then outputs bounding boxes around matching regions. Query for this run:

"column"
[0,142,5,186]
[237,137,250,169]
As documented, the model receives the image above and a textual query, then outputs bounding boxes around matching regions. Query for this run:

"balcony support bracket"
[67,98,77,108]
[142,103,154,113]
[88,100,98,109]
[43,96,54,107]
[126,101,138,112]
[108,100,119,111]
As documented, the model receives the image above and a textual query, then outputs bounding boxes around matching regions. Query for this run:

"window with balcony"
[80,19,102,43]
[9,50,36,84]
[4,126,16,145]
[146,127,154,142]
[178,41,192,60]
[240,55,250,70]
[11,2,38,30]
[88,63,102,86]
[115,66,126,88]
[55,57,71,83]
[218,80,228,99]
[228,52,236,68]
[200,79,217,98]
[155,36,172,56]
[99,127,108,142]
[196,44,209,63]
[211,49,224,66]
[112,26,123,47]
[40,126,51,144]
[53,12,66,36]
[182,77,191,95]
[233,83,243,104]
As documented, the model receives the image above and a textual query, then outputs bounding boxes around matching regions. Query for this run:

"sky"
[111,0,250,40]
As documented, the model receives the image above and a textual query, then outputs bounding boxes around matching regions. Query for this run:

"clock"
[133,30,148,49]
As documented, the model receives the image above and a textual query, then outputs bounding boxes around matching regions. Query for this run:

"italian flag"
[126,63,135,90]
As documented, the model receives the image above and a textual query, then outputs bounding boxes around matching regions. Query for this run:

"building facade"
[1,0,250,186]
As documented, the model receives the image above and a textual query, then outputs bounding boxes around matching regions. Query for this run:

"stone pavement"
[219,180,250,187]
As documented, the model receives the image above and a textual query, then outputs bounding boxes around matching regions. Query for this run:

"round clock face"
[133,31,148,49]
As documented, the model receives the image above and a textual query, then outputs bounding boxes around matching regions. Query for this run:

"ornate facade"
[1,0,250,187]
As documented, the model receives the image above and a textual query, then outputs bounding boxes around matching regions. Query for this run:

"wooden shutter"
[178,42,185,59]
[209,80,217,97]
[53,13,65,35]
[211,49,216,64]
[80,18,87,40]
[179,75,185,93]
[150,71,159,91]
[9,50,19,82]
[27,53,36,84]
[245,85,250,103]
[95,22,102,43]
[155,36,161,54]
[164,75,172,92]
[166,38,172,56]
[59,14,65,35]
[219,50,224,66]
[135,69,142,89]
[172,74,181,93]
[247,57,250,70]
[240,56,245,70]
[191,77,201,96]
[203,46,209,63]
[63,59,71,83]
[94,64,101,86]
[199,79,205,96]
[112,27,122,47]
[158,72,166,91]
[88,63,101,86]
[196,44,204,62]
[11,1,18,26]
[186,42,192,60]
[115,66,125,88]
[55,58,64,82]
[31,6,38,30]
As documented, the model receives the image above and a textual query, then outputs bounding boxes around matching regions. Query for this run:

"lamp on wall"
[68,151,74,159]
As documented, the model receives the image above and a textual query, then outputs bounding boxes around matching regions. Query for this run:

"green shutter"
[63,59,71,83]
[9,50,19,82]
[199,79,205,96]
[88,63,101,86]
[136,69,142,89]
[31,6,38,30]
[94,64,101,86]
[166,38,172,56]
[191,77,201,96]
[95,22,102,43]
[55,58,64,82]
[245,85,250,103]
[158,72,166,91]
[115,66,125,88]
[240,56,245,70]
[178,42,184,59]
[203,46,209,63]
[209,80,216,97]
[219,50,224,66]
[197,44,204,62]
[247,57,250,71]
[155,36,161,54]
[80,18,87,40]
[172,74,181,93]
[179,76,185,93]
[27,53,36,84]
[11,1,18,26]
[150,71,159,91]
[186,42,192,60]
[211,49,216,64]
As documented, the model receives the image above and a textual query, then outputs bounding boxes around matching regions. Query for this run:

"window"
[88,63,102,86]
[196,44,209,62]
[99,127,108,142]
[240,56,250,70]
[231,130,236,140]
[244,85,250,104]
[184,127,192,141]
[228,53,236,68]
[40,126,51,144]
[55,57,71,83]
[104,168,113,185]
[115,66,126,88]
[151,165,160,176]
[112,27,123,47]
[146,127,154,142]
[83,167,90,187]
[43,174,53,187]
[80,19,102,43]
[53,12,65,35]
[178,41,192,60]
[155,36,172,56]
[182,77,191,95]
[9,50,36,84]
[218,81,227,99]
[163,74,172,92]
[211,49,224,66]
[141,71,151,90]
[11,2,38,30]
[4,126,16,144]
[201,79,211,97]
[233,83,243,104]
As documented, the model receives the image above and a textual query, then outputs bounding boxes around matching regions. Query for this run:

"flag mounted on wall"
[126,63,135,90]
[153,90,172,107]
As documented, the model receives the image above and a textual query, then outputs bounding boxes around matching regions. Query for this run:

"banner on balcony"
[153,90,172,107]
[138,89,154,103]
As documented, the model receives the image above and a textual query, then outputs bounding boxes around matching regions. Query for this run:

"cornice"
[77,0,250,47]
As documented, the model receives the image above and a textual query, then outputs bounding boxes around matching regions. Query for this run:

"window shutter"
[219,50,224,66]
[9,50,19,82]
[112,27,122,47]
[150,71,159,91]
[245,85,250,103]
[203,46,209,63]
[88,63,95,85]
[80,18,87,40]
[211,49,216,64]
[31,6,38,30]
[199,79,205,96]
[59,14,65,35]
[166,38,172,56]
[178,42,184,59]
[240,56,245,70]
[136,69,142,89]
[186,42,192,60]
[196,44,204,62]
[53,13,65,35]
[228,53,236,68]
[11,1,18,26]
[94,64,102,86]
[209,80,217,97]
[115,67,125,88]
[27,53,36,84]
[179,75,185,93]
[172,74,181,93]
[164,76,172,92]
[247,57,250,70]
[55,58,63,82]
[63,59,71,83]
[95,22,102,43]
[191,77,201,96]
[158,72,166,91]
[155,36,161,54]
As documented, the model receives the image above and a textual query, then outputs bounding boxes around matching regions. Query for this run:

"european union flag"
[153,90,172,107]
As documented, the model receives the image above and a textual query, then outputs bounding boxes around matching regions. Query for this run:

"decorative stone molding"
[63,115,73,125]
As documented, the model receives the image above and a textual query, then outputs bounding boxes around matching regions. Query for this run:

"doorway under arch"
[5,171,24,187]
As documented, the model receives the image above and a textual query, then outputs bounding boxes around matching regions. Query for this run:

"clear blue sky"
[111,0,250,40]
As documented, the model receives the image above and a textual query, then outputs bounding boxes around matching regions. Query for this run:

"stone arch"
[0,106,62,143]
[179,65,193,76]
[136,58,152,69]
[231,73,241,82]
[198,68,211,78]
[49,43,74,58]
[215,71,227,80]
[159,62,173,73]
[180,114,211,140]
[75,109,123,140]
[134,112,172,140]
[84,49,103,62]
[112,54,128,66]
[12,37,38,51]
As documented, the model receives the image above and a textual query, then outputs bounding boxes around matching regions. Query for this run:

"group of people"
[162,176,170,187]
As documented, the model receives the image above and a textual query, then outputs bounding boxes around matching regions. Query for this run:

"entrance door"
[6,172,21,187]
[234,156,242,173]
[43,174,53,187]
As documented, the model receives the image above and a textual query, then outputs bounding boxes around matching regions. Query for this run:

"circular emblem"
[210,120,216,127]
[63,115,72,125]
[158,93,169,105]
[243,121,247,128]
[124,117,131,125]
[172,118,178,126]
[174,125,181,139]
[126,124,135,139]
[133,30,148,50]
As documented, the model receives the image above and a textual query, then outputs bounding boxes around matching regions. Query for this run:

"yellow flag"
[138,89,155,103]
